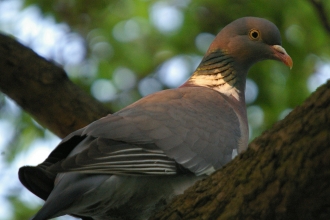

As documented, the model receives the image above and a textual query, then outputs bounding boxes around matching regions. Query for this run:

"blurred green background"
[0,0,329,219]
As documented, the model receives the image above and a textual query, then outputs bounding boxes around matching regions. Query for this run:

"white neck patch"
[189,72,240,101]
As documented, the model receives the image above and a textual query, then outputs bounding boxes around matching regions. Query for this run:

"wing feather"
[49,87,244,176]
[50,138,178,175]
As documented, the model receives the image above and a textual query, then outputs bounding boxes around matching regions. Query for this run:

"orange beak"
[272,45,293,69]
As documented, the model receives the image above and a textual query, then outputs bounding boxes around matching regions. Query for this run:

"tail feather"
[31,188,78,220]
[31,173,109,220]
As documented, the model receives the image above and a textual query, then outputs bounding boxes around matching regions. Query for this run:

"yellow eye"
[249,29,260,40]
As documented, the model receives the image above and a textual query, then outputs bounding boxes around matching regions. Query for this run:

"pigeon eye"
[249,29,260,40]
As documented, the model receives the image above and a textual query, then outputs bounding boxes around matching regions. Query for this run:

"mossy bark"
[0,33,110,138]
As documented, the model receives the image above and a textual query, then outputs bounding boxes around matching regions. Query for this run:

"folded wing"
[49,86,241,176]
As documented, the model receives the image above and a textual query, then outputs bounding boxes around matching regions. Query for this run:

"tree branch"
[151,80,330,219]
[309,0,330,33]
[0,33,111,138]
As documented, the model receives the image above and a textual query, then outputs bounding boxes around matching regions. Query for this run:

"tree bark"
[1,33,329,219]
[0,33,111,138]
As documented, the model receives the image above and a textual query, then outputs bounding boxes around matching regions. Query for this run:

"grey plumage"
[19,17,292,220]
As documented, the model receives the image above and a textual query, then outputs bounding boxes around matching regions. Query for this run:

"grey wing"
[50,87,241,176]
[51,136,179,175]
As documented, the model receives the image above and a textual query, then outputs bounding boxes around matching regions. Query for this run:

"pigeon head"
[186,17,292,100]
[209,17,293,70]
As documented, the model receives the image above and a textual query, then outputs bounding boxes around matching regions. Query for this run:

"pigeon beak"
[272,45,293,69]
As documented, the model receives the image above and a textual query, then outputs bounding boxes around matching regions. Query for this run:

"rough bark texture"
[151,81,330,220]
[1,33,330,219]
[0,33,111,138]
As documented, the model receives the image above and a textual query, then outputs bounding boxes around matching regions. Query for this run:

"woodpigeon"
[19,17,292,220]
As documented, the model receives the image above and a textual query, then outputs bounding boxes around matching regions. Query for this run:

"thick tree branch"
[0,33,111,138]
[151,80,330,219]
